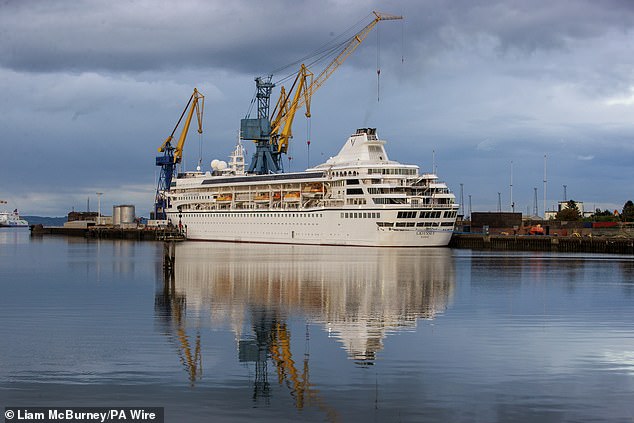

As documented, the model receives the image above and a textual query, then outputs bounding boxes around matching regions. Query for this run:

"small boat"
[302,183,324,196]
[283,192,301,202]
[254,193,270,202]
[216,194,233,202]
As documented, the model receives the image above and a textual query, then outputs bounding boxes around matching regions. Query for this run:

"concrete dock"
[450,233,634,254]
[30,224,185,241]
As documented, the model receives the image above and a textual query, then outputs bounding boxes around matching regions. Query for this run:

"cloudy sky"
[1,0,634,217]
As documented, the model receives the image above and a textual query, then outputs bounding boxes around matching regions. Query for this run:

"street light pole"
[96,192,103,225]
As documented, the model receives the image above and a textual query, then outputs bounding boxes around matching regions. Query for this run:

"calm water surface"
[1,228,633,422]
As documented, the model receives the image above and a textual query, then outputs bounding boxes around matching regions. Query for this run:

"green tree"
[622,200,634,222]
[593,208,612,217]
[556,200,581,221]
[590,208,618,222]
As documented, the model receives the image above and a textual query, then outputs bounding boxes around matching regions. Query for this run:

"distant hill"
[22,216,66,226]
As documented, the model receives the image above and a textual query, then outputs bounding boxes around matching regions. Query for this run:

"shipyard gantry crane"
[154,88,205,220]
[242,11,403,175]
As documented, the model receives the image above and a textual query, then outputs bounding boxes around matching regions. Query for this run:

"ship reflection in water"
[155,243,455,396]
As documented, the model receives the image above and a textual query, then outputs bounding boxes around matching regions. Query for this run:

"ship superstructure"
[163,128,458,247]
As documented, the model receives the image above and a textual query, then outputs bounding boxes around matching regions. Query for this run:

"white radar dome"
[218,161,227,170]
[211,159,220,170]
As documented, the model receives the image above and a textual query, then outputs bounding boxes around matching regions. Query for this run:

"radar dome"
[211,159,220,170]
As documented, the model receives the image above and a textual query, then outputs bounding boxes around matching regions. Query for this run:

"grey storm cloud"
[3,0,633,75]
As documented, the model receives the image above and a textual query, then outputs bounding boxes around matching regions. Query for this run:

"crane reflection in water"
[155,242,455,415]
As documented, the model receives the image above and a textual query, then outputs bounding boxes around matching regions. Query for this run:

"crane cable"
[306,114,311,168]
[401,18,405,64]
[376,24,381,102]
[271,13,374,81]
[197,131,203,171]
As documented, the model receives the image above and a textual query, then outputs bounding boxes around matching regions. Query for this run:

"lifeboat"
[216,194,232,202]
[283,192,301,202]
[302,183,324,196]
[254,193,270,202]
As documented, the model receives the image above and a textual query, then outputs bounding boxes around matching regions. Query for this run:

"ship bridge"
[321,128,393,167]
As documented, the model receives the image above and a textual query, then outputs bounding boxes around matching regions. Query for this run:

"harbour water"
[1,228,633,422]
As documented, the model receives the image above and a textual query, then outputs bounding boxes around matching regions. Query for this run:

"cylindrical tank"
[112,206,122,226]
[112,205,135,226]
[119,205,135,224]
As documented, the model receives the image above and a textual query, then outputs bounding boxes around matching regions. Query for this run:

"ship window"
[397,211,417,219]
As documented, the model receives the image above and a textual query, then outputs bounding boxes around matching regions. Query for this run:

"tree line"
[554,200,634,222]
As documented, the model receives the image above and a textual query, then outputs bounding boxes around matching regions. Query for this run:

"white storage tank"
[113,205,135,226]
[112,206,122,226]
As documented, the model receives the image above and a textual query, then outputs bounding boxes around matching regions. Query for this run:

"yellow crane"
[154,88,205,219]
[270,64,314,155]
[157,88,205,165]
[244,11,403,175]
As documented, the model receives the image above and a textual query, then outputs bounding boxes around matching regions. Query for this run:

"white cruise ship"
[163,128,458,247]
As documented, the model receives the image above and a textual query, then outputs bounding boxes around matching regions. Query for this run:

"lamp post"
[468,194,472,220]
[460,183,464,217]
[96,192,103,225]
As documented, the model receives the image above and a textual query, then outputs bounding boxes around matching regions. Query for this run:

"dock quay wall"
[30,225,633,253]
[30,224,183,241]
[451,233,634,254]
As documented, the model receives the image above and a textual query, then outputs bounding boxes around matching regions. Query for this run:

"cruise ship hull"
[167,209,453,247]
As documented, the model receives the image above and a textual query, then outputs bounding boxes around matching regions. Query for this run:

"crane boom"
[296,11,402,110]
[270,64,313,154]
[158,88,205,164]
